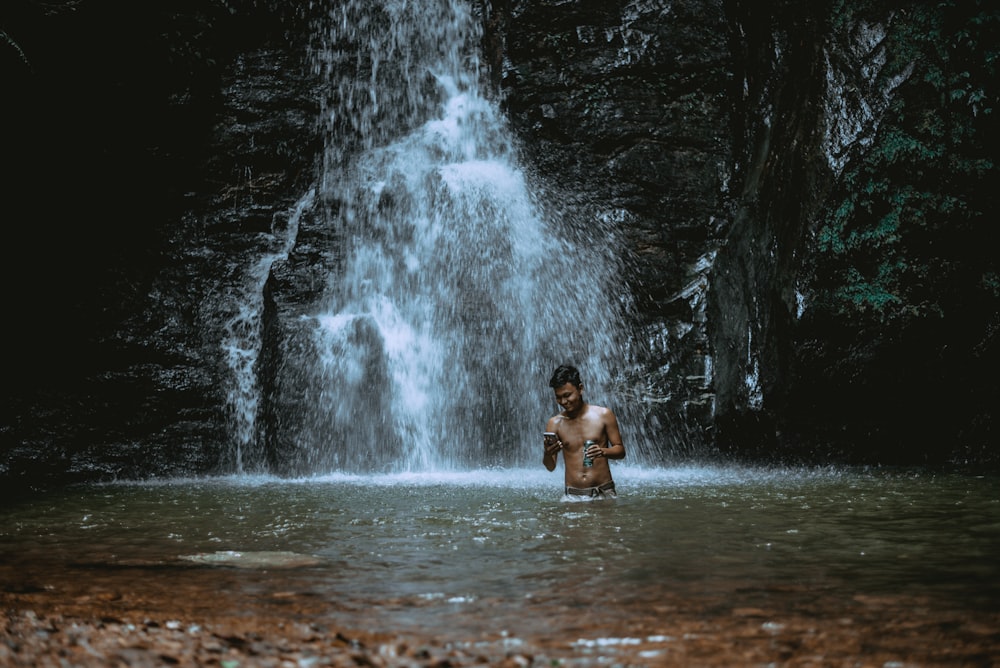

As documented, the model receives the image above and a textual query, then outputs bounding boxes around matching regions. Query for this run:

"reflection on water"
[2,465,998,662]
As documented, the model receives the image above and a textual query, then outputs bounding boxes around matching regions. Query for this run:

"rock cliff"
[2,0,996,490]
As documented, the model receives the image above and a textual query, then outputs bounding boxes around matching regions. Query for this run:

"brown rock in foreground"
[1,609,519,668]
[4,593,999,667]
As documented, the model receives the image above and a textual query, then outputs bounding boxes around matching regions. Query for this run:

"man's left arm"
[600,408,626,460]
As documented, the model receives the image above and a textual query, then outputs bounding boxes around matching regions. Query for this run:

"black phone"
[543,432,557,443]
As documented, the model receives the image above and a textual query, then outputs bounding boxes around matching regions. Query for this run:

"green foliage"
[983,272,1000,297]
[812,1,999,324]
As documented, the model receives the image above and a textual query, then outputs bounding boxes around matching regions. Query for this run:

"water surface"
[2,465,998,664]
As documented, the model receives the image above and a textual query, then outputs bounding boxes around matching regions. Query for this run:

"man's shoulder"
[587,404,614,418]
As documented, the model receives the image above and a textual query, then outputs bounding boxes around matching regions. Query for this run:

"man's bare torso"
[550,404,616,489]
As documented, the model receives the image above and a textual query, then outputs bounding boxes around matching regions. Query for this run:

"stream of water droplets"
[290,0,635,472]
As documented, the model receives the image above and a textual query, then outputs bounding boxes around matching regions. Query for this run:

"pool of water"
[2,465,998,664]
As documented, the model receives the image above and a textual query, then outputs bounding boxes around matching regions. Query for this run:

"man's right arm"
[543,447,558,471]
[543,418,561,471]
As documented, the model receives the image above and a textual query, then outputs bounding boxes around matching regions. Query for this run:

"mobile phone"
[543,432,557,442]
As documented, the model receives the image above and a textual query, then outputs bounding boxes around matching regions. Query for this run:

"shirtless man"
[542,364,625,498]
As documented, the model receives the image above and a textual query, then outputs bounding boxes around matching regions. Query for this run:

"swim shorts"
[564,481,617,498]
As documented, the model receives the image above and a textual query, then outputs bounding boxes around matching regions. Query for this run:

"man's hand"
[542,433,562,471]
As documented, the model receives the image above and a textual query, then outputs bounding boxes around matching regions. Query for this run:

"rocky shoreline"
[1,607,537,668]
[5,594,999,667]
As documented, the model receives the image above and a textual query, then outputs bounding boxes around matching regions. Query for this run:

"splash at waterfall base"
[2,468,998,666]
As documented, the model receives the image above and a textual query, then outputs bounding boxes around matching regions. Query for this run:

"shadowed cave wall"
[1,0,996,491]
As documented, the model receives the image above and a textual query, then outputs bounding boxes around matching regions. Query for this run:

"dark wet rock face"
[493,1,998,466]
[1,1,997,488]
[2,6,322,489]
[496,0,734,455]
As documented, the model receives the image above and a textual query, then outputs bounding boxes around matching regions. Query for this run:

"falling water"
[283,0,638,473]
[223,190,315,473]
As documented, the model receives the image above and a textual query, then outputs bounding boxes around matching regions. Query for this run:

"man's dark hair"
[549,364,582,389]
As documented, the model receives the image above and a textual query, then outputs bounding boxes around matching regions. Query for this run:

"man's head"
[549,364,582,389]
[549,365,584,416]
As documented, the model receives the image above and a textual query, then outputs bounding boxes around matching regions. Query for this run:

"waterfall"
[281,0,637,473]
[223,190,315,474]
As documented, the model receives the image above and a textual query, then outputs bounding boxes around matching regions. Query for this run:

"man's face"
[553,382,584,417]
